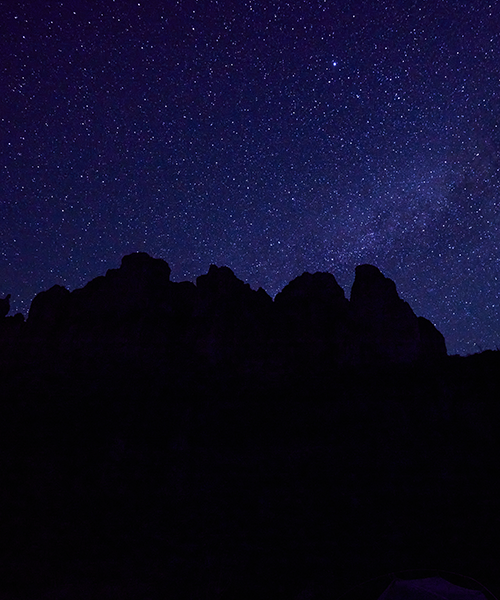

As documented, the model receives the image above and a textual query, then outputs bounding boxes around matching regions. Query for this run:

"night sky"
[2,0,499,355]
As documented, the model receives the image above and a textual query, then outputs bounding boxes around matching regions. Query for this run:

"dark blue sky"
[2,0,499,355]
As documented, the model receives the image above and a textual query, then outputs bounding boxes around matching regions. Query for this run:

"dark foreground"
[0,351,499,599]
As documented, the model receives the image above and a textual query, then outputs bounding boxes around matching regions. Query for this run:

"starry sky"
[2,0,499,355]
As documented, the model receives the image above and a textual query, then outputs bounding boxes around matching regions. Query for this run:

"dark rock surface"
[6,252,447,372]
[417,315,448,359]
[348,264,445,363]
[273,271,351,368]
[0,293,11,318]
[27,284,71,336]
[0,350,499,599]
[2,253,499,599]
[189,264,273,367]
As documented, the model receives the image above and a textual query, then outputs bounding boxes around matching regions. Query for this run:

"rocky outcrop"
[348,265,446,363]
[349,264,422,363]
[68,252,172,331]
[75,253,173,350]
[273,272,351,367]
[14,253,447,370]
[190,265,273,366]
[27,285,71,336]
[0,294,11,318]
[27,253,175,354]
[417,316,447,360]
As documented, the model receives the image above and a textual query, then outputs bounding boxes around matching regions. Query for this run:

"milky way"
[2,0,499,355]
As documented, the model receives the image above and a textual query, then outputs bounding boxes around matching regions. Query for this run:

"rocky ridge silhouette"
[2,253,500,600]
[1,252,446,373]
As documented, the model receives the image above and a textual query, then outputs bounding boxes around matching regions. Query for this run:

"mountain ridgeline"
[1,252,446,376]
[2,254,500,599]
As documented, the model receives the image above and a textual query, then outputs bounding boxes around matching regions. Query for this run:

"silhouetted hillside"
[0,253,499,599]
[0,252,446,378]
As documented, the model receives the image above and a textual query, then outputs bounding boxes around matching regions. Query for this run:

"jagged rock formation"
[349,264,446,363]
[27,285,71,337]
[0,294,10,318]
[3,254,498,600]
[0,294,23,355]
[417,315,447,359]
[10,252,446,372]
[189,264,273,367]
[27,253,175,354]
[273,272,351,367]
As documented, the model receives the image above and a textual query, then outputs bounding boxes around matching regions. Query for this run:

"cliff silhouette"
[0,252,446,378]
[1,253,499,599]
